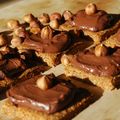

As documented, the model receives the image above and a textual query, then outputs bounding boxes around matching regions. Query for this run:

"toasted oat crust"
[1,90,93,120]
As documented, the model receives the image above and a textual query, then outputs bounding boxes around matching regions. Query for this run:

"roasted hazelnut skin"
[23,13,35,23]
[38,13,50,24]
[41,26,53,39]
[36,75,52,90]
[29,20,41,34]
[7,19,20,29]
[61,55,69,65]
[63,10,73,20]
[50,12,62,21]
[95,44,107,57]
[14,27,26,38]
[85,3,97,15]
[49,19,59,29]
[11,36,23,48]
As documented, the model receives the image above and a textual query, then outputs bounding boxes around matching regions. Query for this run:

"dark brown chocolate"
[0,58,25,77]
[72,10,109,32]
[68,49,120,77]
[21,32,71,53]
[7,75,75,114]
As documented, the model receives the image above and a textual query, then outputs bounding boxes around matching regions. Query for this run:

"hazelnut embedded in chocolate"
[95,44,107,57]
[30,20,40,28]
[0,34,7,46]
[61,55,69,65]
[23,13,35,23]
[7,19,20,29]
[30,20,41,34]
[36,75,52,90]
[63,10,73,21]
[50,12,62,21]
[14,27,26,38]
[38,13,50,24]
[49,19,59,29]
[41,26,53,39]
[85,3,97,15]
[11,36,23,48]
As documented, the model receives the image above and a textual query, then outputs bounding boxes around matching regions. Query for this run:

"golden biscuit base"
[82,20,120,44]
[0,78,12,93]
[35,52,62,67]
[1,90,93,120]
[103,29,120,48]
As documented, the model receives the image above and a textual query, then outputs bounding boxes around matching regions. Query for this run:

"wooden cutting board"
[0,0,120,120]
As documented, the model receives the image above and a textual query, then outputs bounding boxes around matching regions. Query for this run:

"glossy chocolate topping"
[0,58,25,77]
[68,49,120,76]
[7,75,75,114]
[72,10,109,32]
[22,32,70,53]
[5,58,25,71]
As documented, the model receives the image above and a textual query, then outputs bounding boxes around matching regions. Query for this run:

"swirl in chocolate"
[21,32,70,53]
[68,49,120,76]
[7,75,75,114]
[72,10,109,32]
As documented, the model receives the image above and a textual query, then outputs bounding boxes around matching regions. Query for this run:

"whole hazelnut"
[61,55,69,65]
[36,75,52,90]
[95,44,107,57]
[50,12,62,21]
[38,13,50,24]
[30,20,41,34]
[30,27,41,34]
[0,34,7,46]
[7,19,20,29]
[23,13,35,23]
[49,19,59,29]
[63,10,73,21]
[85,3,97,15]
[30,20,40,28]
[11,36,23,48]
[14,27,26,37]
[41,26,53,39]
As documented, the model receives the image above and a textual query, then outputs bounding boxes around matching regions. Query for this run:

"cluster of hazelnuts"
[6,10,74,49]
[0,3,105,59]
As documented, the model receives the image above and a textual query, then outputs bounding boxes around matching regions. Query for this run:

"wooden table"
[0,0,120,120]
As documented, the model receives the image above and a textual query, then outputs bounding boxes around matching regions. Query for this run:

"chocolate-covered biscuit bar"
[1,74,93,120]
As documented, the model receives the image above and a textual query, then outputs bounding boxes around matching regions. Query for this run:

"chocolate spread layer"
[21,32,70,53]
[68,49,120,76]
[7,75,75,114]
[72,10,109,32]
